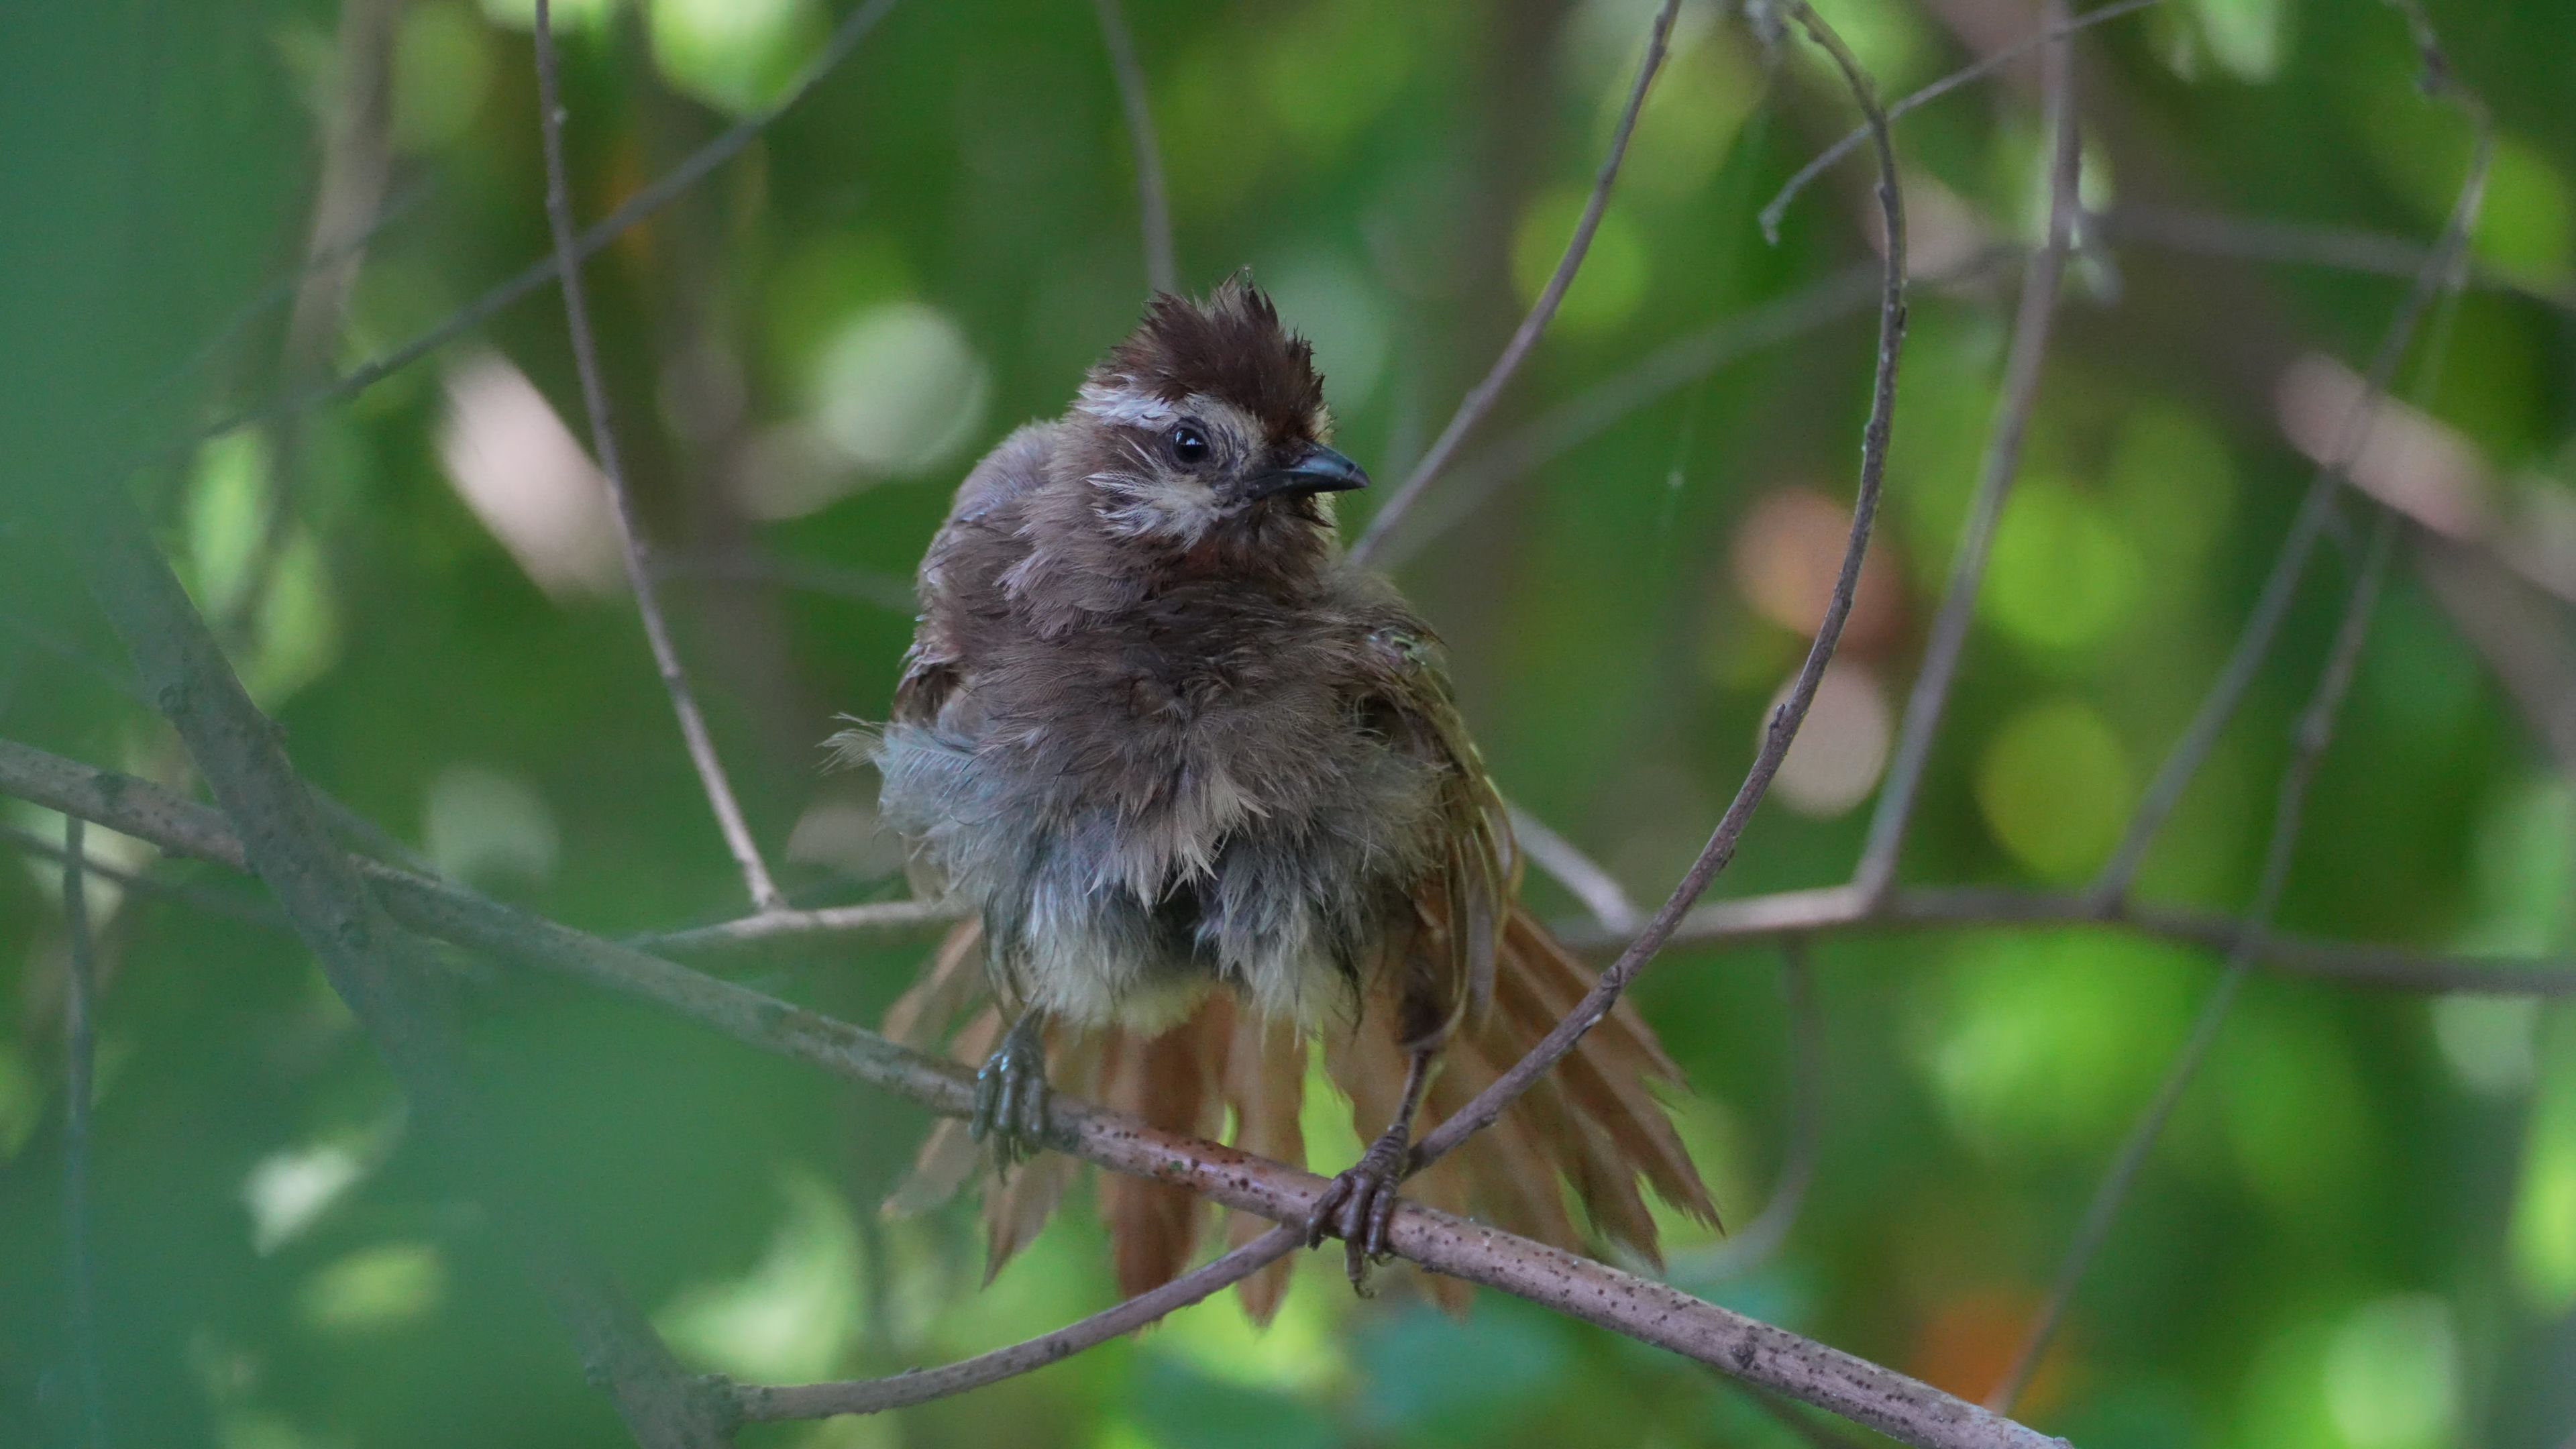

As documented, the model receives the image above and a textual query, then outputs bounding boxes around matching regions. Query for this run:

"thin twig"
[1507,801,1642,936]
[532,0,785,914]
[1851,0,2080,902]
[191,0,904,453]
[1089,0,1175,294]
[737,1225,1302,1421]
[634,898,959,955]
[1,822,290,932]
[1346,0,1682,568]
[1414,0,1907,1172]
[2090,205,2576,318]
[2084,88,2493,910]
[1990,507,2402,1413]
[0,737,2055,1449]
[1382,247,2017,572]
[60,816,107,1449]
[1757,0,2164,240]
[1682,945,1824,1280]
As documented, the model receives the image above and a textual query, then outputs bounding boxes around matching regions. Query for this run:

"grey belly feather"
[873,719,1442,1030]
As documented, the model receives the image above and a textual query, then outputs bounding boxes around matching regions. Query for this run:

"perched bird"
[857,278,1714,1316]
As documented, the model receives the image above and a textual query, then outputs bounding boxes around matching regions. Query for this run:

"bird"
[852,276,1715,1318]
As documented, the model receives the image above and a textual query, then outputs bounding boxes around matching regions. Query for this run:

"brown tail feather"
[1220,1008,1307,1324]
[882,904,1714,1316]
[885,920,985,1049]
[1494,908,1717,1230]
[1097,1010,1227,1299]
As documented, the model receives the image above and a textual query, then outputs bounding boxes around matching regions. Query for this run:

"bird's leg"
[971,1008,1052,1167]
[1307,1046,1435,1289]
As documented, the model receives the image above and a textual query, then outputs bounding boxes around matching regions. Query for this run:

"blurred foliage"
[4,0,2576,1446]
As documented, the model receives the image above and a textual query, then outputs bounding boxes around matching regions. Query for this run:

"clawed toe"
[970,1014,1052,1167]
[1306,1136,1411,1291]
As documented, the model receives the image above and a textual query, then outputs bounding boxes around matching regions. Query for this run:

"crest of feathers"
[1090,276,1330,441]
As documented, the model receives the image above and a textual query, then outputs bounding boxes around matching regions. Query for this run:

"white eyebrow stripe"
[1076,382,1177,426]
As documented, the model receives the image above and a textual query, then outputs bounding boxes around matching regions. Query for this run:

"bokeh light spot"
[1975,698,2133,881]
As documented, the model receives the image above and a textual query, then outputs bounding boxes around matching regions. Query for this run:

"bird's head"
[1064,276,1366,562]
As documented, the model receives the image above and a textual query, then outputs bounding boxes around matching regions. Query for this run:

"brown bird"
[856,278,1714,1317]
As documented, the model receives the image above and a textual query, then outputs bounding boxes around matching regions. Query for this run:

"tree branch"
[532,0,784,914]
[1507,800,1643,936]
[1414,0,1907,1172]
[1853,0,2079,901]
[1756,0,2163,240]
[0,735,2055,1449]
[1346,0,1682,568]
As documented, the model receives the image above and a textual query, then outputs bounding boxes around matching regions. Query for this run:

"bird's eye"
[1167,422,1210,466]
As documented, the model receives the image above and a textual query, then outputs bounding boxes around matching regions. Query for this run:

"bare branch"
[0,738,2053,1449]
[533,0,785,914]
[193,0,905,452]
[2088,110,2493,910]
[1992,508,2402,1413]
[1563,881,2576,996]
[60,816,107,1449]
[737,1225,1302,1421]
[1414,0,1907,1172]
[2091,205,2576,318]
[1089,0,1176,294]
[1507,800,1642,936]
[635,898,960,955]
[1757,0,2163,240]
[1346,0,1682,568]
[1381,247,2017,572]
[1853,0,2080,902]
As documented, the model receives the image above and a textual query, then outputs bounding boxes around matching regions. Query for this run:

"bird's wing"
[1352,623,1515,1051]
[893,422,1062,728]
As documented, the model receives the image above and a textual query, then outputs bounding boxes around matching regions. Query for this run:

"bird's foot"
[1306,1128,1413,1291]
[971,1013,1051,1168]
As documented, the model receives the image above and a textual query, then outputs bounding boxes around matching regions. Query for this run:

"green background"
[4,0,2575,1445]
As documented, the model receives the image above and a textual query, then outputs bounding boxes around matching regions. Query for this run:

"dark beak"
[1243,445,1370,502]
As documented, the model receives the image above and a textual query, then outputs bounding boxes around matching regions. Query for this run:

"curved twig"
[532,0,784,913]
[1414,0,1907,1171]
[1853,2,2078,901]
[1346,0,1682,567]
[1757,0,2163,240]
